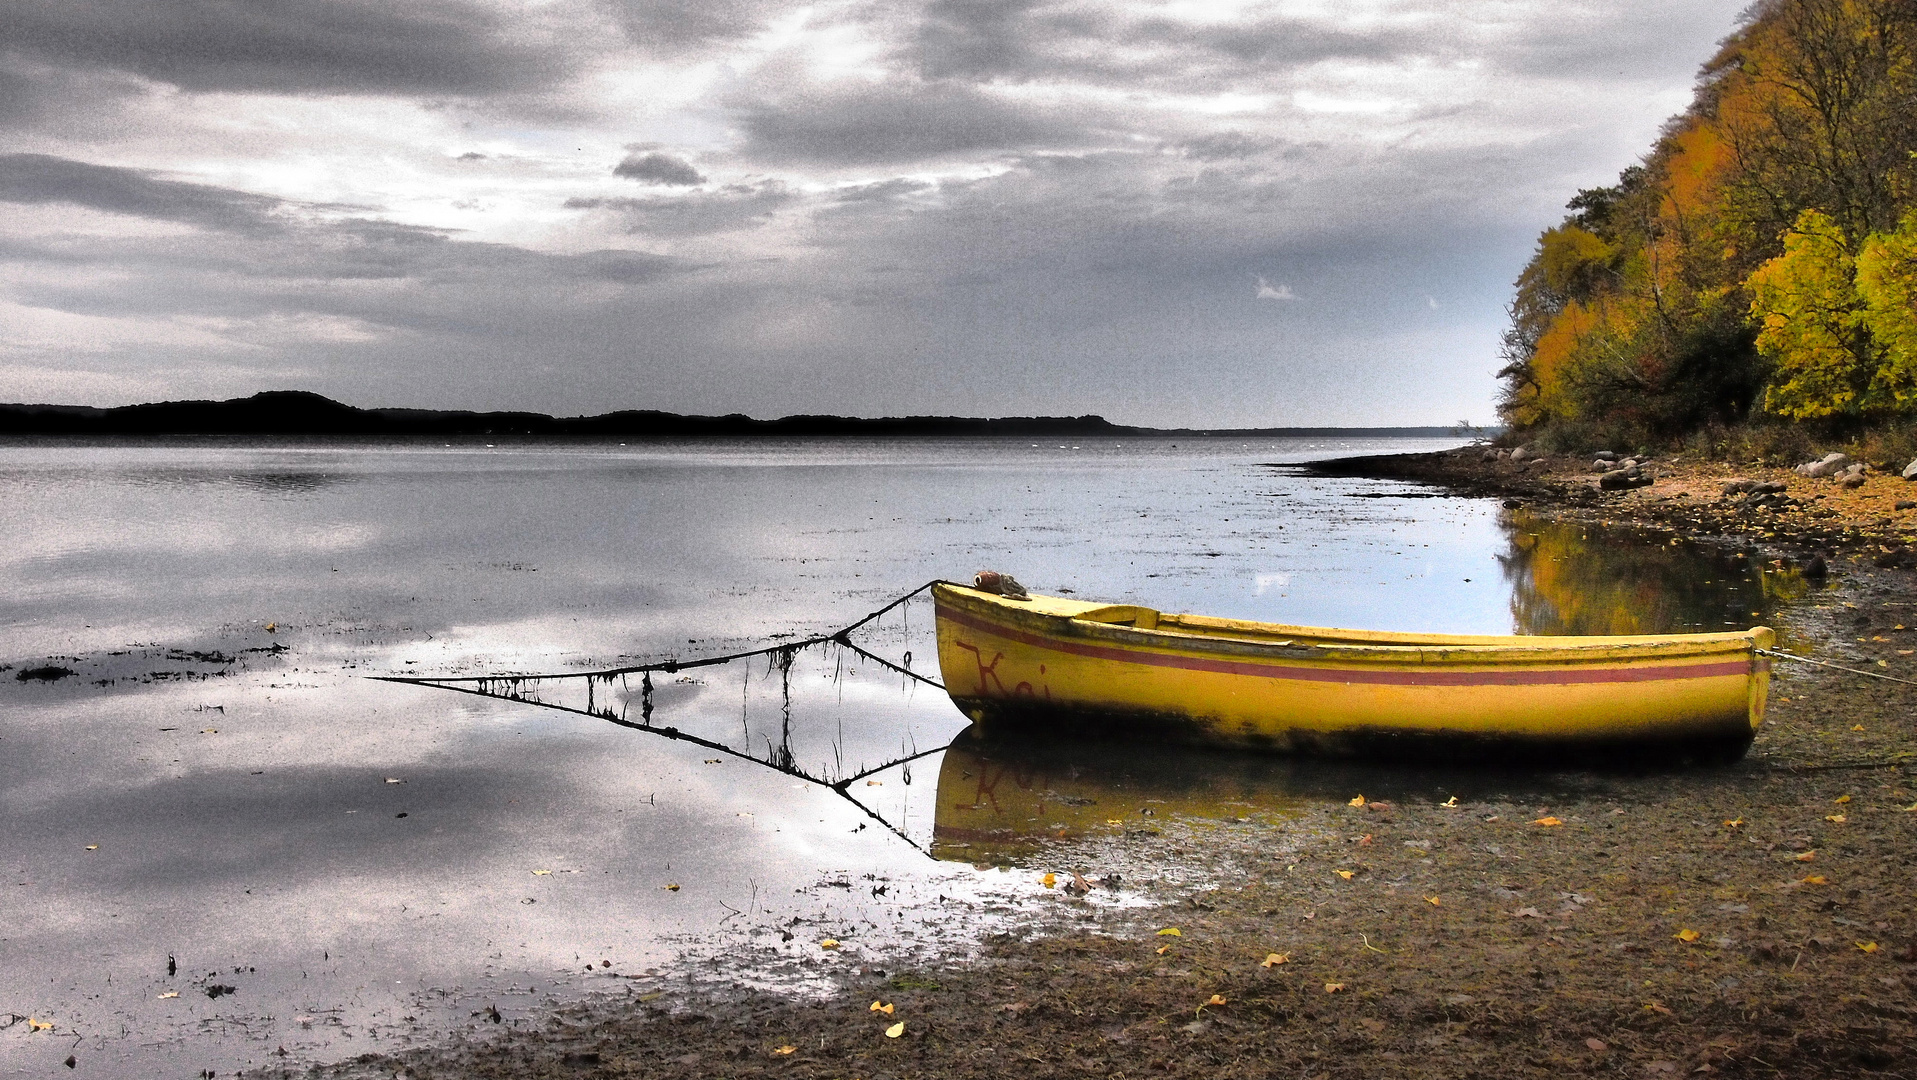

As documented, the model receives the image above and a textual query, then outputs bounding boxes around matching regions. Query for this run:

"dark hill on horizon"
[0,391,1468,440]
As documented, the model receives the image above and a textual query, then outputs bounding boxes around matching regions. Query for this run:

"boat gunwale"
[933,584,1769,666]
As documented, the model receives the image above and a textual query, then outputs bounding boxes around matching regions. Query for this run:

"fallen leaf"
[1801,875,1828,885]
[884,1021,905,1038]
[1349,795,1366,807]
[1040,872,1056,888]
[157,991,178,999]
[1826,814,1847,823]
[1675,929,1701,943]
[1324,983,1347,994]
[1335,869,1355,880]
[703,758,721,764]
[531,869,552,876]
[84,845,97,851]
[1586,1038,1608,1051]
[870,1000,895,1014]
[772,1045,796,1056]
[1426,896,1442,906]
[637,992,665,1002]
[1794,851,1817,862]
[663,882,680,891]
[1533,816,1562,827]
[1357,834,1373,846]
[385,777,404,784]
[1441,796,1459,808]
[820,939,840,950]
[1858,941,1880,953]
[1261,953,1289,967]
[1106,818,1124,826]
[1851,724,1866,731]
[27,1019,52,1032]
[867,780,883,786]
[1205,994,1228,1007]
[1723,818,1745,828]
[1157,927,1182,936]
[1644,1002,1673,1016]
[1835,794,1852,804]
[1156,944,1172,955]
[1512,907,1544,918]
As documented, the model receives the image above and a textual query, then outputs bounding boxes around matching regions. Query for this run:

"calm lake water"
[0,438,1806,1075]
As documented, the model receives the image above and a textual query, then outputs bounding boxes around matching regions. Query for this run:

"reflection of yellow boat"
[933,583,1773,761]
[930,727,1299,863]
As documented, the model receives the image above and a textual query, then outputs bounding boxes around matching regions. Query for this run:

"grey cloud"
[614,151,707,186]
[907,0,1437,88]
[736,81,1085,165]
[602,0,784,50]
[0,0,575,96]
[0,153,288,233]
[566,182,792,236]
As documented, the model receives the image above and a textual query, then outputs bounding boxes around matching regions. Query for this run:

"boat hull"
[932,584,1771,762]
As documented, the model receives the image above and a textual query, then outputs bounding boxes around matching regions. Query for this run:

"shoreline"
[242,447,1913,1078]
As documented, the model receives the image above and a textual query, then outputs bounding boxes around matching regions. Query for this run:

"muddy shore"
[257,447,1917,1080]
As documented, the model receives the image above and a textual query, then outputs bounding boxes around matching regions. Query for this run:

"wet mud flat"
[256,600,1917,1076]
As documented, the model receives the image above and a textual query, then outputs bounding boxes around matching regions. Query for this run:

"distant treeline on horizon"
[0,391,1477,440]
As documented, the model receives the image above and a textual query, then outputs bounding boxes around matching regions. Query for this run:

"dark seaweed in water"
[16,665,76,682]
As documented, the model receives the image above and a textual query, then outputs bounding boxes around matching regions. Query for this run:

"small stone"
[1509,447,1531,463]
[1902,458,1917,481]
[1593,450,1617,462]
[1796,452,1850,478]
[1843,474,1867,489]
[1722,478,1757,495]
[1895,500,1916,511]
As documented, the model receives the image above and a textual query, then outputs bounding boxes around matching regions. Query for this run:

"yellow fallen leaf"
[1675,929,1701,943]
[663,882,680,890]
[157,990,178,999]
[531,869,552,876]
[265,622,277,633]
[884,1021,905,1038]
[1106,818,1124,826]
[1801,875,1828,885]
[1794,851,1816,862]
[1851,724,1866,731]
[1205,994,1228,1007]
[1349,795,1366,807]
[1041,872,1056,888]
[867,780,883,786]
[27,1018,52,1032]
[1425,896,1441,906]
[1156,944,1172,955]
[201,729,218,734]
[820,939,840,950]
[1835,794,1852,804]
[1533,816,1562,827]
[1858,941,1880,953]
[1156,927,1182,936]
[870,1001,895,1015]
[1324,983,1347,994]
[1335,870,1355,880]
[1826,814,1847,823]
[772,1045,796,1056]
[1261,953,1289,967]
[84,844,98,851]
[1440,796,1459,808]
[1723,818,1744,828]
[1644,1001,1673,1016]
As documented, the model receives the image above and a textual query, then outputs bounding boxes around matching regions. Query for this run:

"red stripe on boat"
[936,604,1754,688]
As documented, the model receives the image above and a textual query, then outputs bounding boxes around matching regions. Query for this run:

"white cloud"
[1255,276,1296,301]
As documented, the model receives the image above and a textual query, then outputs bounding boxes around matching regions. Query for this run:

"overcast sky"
[0,0,1747,426]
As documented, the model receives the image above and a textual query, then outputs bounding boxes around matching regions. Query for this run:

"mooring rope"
[1757,647,1917,688]
[376,579,951,686]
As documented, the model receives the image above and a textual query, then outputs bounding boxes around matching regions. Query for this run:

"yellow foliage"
[1752,210,1873,417]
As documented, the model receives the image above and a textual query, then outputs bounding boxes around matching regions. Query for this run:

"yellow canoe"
[933,582,1772,762]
